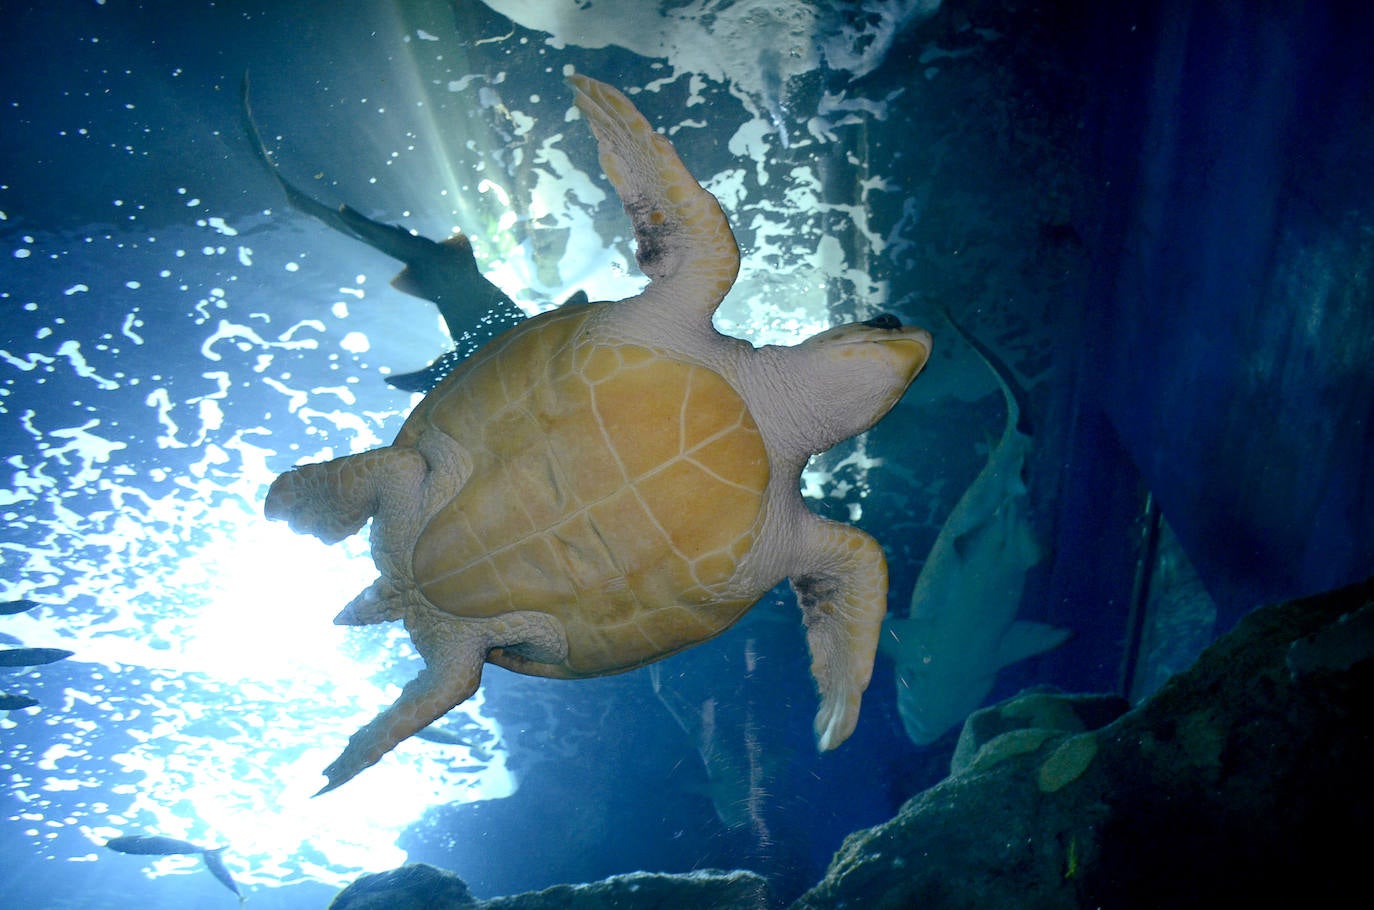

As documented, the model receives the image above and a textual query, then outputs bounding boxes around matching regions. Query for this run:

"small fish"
[107,835,245,902]
[0,599,40,615]
[201,847,245,902]
[412,725,475,747]
[0,692,39,710]
[106,834,207,856]
[0,647,73,668]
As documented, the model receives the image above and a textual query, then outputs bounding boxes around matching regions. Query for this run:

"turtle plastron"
[790,519,888,751]
[265,75,933,793]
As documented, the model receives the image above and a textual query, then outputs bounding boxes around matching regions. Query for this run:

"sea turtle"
[265,74,932,793]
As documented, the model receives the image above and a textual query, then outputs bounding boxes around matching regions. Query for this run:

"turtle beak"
[818,318,932,385]
[885,327,933,384]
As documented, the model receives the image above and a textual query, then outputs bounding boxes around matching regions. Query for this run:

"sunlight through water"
[0,2,929,897]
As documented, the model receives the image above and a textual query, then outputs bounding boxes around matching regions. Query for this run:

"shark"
[240,73,584,393]
[882,309,1070,745]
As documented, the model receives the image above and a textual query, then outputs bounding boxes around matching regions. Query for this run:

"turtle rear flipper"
[317,609,568,795]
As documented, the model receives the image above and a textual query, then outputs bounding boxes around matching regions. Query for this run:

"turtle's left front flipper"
[791,521,889,751]
[568,74,739,325]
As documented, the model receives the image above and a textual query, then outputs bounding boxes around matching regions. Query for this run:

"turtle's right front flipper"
[791,519,889,751]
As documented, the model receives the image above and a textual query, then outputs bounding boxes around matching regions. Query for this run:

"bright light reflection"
[1,27,907,895]
[4,492,515,892]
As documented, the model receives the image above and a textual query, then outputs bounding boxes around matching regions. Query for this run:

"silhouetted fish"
[0,599,40,615]
[412,717,496,761]
[412,725,474,747]
[241,71,531,393]
[201,847,245,902]
[106,834,206,856]
[0,647,73,667]
[0,692,39,710]
[107,835,244,902]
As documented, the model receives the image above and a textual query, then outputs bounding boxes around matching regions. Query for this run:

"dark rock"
[329,863,476,909]
[950,688,1129,777]
[328,578,1374,910]
[481,869,774,910]
[330,866,773,910]
[792,576,1374,909]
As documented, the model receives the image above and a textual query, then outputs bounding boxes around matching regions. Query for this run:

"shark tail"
[938,306,1034,440]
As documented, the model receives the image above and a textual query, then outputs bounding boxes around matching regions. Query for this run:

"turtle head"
[783,315,932,451]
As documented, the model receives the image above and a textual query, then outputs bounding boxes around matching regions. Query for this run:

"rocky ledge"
[331,576,1374,909]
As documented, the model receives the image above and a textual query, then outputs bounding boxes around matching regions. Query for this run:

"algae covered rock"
[329,863,475,909]
[329,578,1374,910]
[950,689,1127,777]
[481,869,773,910]
[794,576,1374,909]
[330,866,772,910]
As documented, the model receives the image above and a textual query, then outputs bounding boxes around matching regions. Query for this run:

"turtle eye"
[862,314,902,330]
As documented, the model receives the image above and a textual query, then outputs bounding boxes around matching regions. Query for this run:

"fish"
[106,835,244,902]
[412,715,483,746]
[0,647,73,667]
[105,834,207,856]
[882,309,1070,745]
[200,848,244,902]
[386,288,587,394]
[0,599,40,615]
[0,692,39,710]
[240,71,531,393]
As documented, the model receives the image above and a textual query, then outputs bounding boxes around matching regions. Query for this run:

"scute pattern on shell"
[406,304,770,675]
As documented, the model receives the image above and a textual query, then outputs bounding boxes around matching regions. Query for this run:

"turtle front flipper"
[265,447,427,545]
[568,74,740,322]
[316,608,569,795]
[791,521,889,751]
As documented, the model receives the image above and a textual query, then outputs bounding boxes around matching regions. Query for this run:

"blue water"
[4,1,1372,908]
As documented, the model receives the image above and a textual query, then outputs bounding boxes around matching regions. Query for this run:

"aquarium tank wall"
[2,1,1370,908]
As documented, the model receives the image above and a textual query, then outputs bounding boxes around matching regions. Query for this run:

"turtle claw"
[314,757,361,797]
[314,729,385,796]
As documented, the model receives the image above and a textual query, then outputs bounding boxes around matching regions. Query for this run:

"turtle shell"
[395,303,771,676]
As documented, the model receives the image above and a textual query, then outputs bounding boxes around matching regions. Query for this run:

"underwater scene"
[3,1,1372,908]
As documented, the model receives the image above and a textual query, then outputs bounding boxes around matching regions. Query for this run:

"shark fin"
[386,350,467,394]
[438,234,474,251]
[995,620,1070,669]
[389,264,426,299]
[951,527,976,562]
